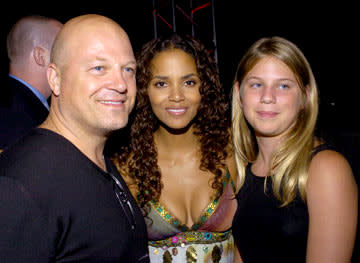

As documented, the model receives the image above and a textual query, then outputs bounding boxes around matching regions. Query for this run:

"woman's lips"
[166,107,186,115]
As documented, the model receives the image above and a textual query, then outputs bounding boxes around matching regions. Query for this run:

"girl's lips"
[257,111,279,118]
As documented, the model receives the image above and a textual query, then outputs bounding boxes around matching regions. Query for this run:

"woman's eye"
[184,80,196,86]
[154,81,167,88]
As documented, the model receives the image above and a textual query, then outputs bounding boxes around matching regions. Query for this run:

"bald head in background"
[0,15,62,150]
[7,15,63,98]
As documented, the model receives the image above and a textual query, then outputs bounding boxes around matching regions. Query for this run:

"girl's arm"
[306,150,358,262]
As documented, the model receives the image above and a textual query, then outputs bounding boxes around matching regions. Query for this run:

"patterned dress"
[146,172,236,263]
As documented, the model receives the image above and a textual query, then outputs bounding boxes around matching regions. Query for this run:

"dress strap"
[311,143,336,157]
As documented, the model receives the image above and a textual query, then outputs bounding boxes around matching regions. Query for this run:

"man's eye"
[93,66,104,71]
[124,67,135,73]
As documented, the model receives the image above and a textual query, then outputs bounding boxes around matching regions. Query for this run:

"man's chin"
[106,119,129,132]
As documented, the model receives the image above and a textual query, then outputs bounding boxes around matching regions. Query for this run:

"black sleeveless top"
[232,144,333,263]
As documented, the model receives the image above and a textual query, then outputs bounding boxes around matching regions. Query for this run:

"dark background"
[1,1,358,133]
[2,0,358,168]
[0,1,359,260]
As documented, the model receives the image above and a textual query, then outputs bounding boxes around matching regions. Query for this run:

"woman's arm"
[306,150,358,262]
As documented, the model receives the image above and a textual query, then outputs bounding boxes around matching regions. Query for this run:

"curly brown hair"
[114,34,231,208]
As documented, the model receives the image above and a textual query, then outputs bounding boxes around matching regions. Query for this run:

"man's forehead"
[53,15,133,67]
[80,40,135,61]
[61,16,126,46]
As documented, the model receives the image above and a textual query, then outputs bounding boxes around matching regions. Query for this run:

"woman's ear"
[47,63,61,96]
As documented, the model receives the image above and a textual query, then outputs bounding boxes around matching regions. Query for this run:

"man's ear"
[234,81,242,107]
[33,46,47,67]
[47,63,61,96]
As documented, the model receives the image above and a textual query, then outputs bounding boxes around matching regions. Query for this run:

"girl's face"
[147,48,201,130]
[237,56,304,139]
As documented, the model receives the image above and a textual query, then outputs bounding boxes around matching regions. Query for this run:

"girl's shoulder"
[307,143,356,204]
[309,143,352,183]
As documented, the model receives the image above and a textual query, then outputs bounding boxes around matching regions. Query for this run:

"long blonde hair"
[232,36,318,206]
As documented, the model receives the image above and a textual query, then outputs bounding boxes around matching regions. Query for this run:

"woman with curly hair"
[114,34,239,262]
[231,36,358,263]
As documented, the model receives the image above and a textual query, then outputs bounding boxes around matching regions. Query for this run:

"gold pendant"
[186,246,197,263]
[163,250,172,263]
[212,245,221,263]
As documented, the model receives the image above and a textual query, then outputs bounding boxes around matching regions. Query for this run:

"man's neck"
[40,114,108,171]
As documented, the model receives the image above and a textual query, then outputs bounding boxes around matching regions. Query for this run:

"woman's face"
[237,56,305,139]
[147,48,201,130]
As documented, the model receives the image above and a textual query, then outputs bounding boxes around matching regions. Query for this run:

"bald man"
[0,15,149,262]
[0,15,63,150]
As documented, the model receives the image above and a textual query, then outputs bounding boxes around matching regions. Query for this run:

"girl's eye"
[251,83,262,88]
[279,84,290,90]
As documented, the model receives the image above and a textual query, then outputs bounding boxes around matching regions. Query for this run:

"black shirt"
[232,144,334,263]
[233,165,308,263]
[0,128,149,263]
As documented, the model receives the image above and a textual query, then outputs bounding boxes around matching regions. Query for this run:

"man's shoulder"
[0,77,47,127]
[2,77,30,105]
[0,78,49,149]
[0,129,82,177]
[1,77,47,117]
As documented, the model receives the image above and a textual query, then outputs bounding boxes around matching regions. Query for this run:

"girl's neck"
[253,135,282,176]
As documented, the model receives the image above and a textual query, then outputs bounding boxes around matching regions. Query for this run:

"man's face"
[52,23,136,136]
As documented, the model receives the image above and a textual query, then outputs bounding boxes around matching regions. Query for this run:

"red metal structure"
[152,0,218,63]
